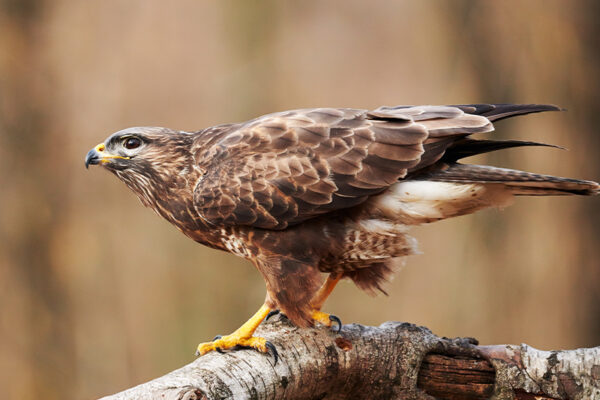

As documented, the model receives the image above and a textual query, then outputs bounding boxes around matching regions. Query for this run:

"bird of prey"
[85,104,599,360]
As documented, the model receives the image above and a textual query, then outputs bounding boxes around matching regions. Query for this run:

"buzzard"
[85,104,599,361]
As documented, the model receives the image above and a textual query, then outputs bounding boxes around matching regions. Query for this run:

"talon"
[195,304,274,359]
[329,314,342,333]
[265,341,279,365]
[197,335,270,356]
[265,310,280,321]
[311,310,341,331]
[265,310,288,321]
[195,349,200,357]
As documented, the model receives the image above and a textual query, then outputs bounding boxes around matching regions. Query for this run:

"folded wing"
[192,104,558,229]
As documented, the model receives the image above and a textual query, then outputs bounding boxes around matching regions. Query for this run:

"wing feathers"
[369,105,464,120]
[193,104,578,229]
[443,138,563,162]
[328,156,362,175]
[421,116,493,136]
[367,142,423,161]
[370,122,428,144]
[453,103,562,122]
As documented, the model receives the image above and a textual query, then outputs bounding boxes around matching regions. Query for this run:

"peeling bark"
[100,319,600,400]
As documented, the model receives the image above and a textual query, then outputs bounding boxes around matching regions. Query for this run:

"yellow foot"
[195,333,278,363]
[311,310,342,333]
[194,304,278,363]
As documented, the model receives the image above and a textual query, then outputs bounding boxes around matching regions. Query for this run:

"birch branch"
[100,318,600,400]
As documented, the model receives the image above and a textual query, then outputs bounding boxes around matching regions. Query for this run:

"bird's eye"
[123,137,142,150]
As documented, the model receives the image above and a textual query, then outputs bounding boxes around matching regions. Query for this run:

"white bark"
[100,319,600,400]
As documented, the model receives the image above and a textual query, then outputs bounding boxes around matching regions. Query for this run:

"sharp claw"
[329,314,342,333]
[266,310,290,322]
[265,310,280,321]
[265,341,279,365]
[195,336,276,360]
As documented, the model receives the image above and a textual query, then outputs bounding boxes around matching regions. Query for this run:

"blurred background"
[1,0,599,398]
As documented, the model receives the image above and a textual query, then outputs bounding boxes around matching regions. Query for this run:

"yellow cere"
[95,142,130,163]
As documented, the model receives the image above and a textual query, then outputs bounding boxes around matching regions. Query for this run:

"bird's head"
[85,127,195,206]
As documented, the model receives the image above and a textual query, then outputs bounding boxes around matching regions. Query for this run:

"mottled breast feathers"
[191,106,493,229]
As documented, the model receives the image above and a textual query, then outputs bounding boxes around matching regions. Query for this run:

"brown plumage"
[85,104,599,357]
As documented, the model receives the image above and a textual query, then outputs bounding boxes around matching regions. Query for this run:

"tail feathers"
[443,138,563,162]
[452,103,562,122]
[425,163,600,196]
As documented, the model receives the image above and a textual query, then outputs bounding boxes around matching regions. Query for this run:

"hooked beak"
[85,147,100,169]
[85,143,130,169]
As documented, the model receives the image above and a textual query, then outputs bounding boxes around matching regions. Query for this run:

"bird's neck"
[116,154,203,228]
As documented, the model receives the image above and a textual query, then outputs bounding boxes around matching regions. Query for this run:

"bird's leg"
[311,273,341,310]
[196,303,277,361]
[309,273,342,331]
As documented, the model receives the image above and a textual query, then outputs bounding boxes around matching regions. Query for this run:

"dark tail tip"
[453,103,563,122]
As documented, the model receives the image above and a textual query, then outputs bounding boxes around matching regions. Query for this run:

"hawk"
[85,104,599,361]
